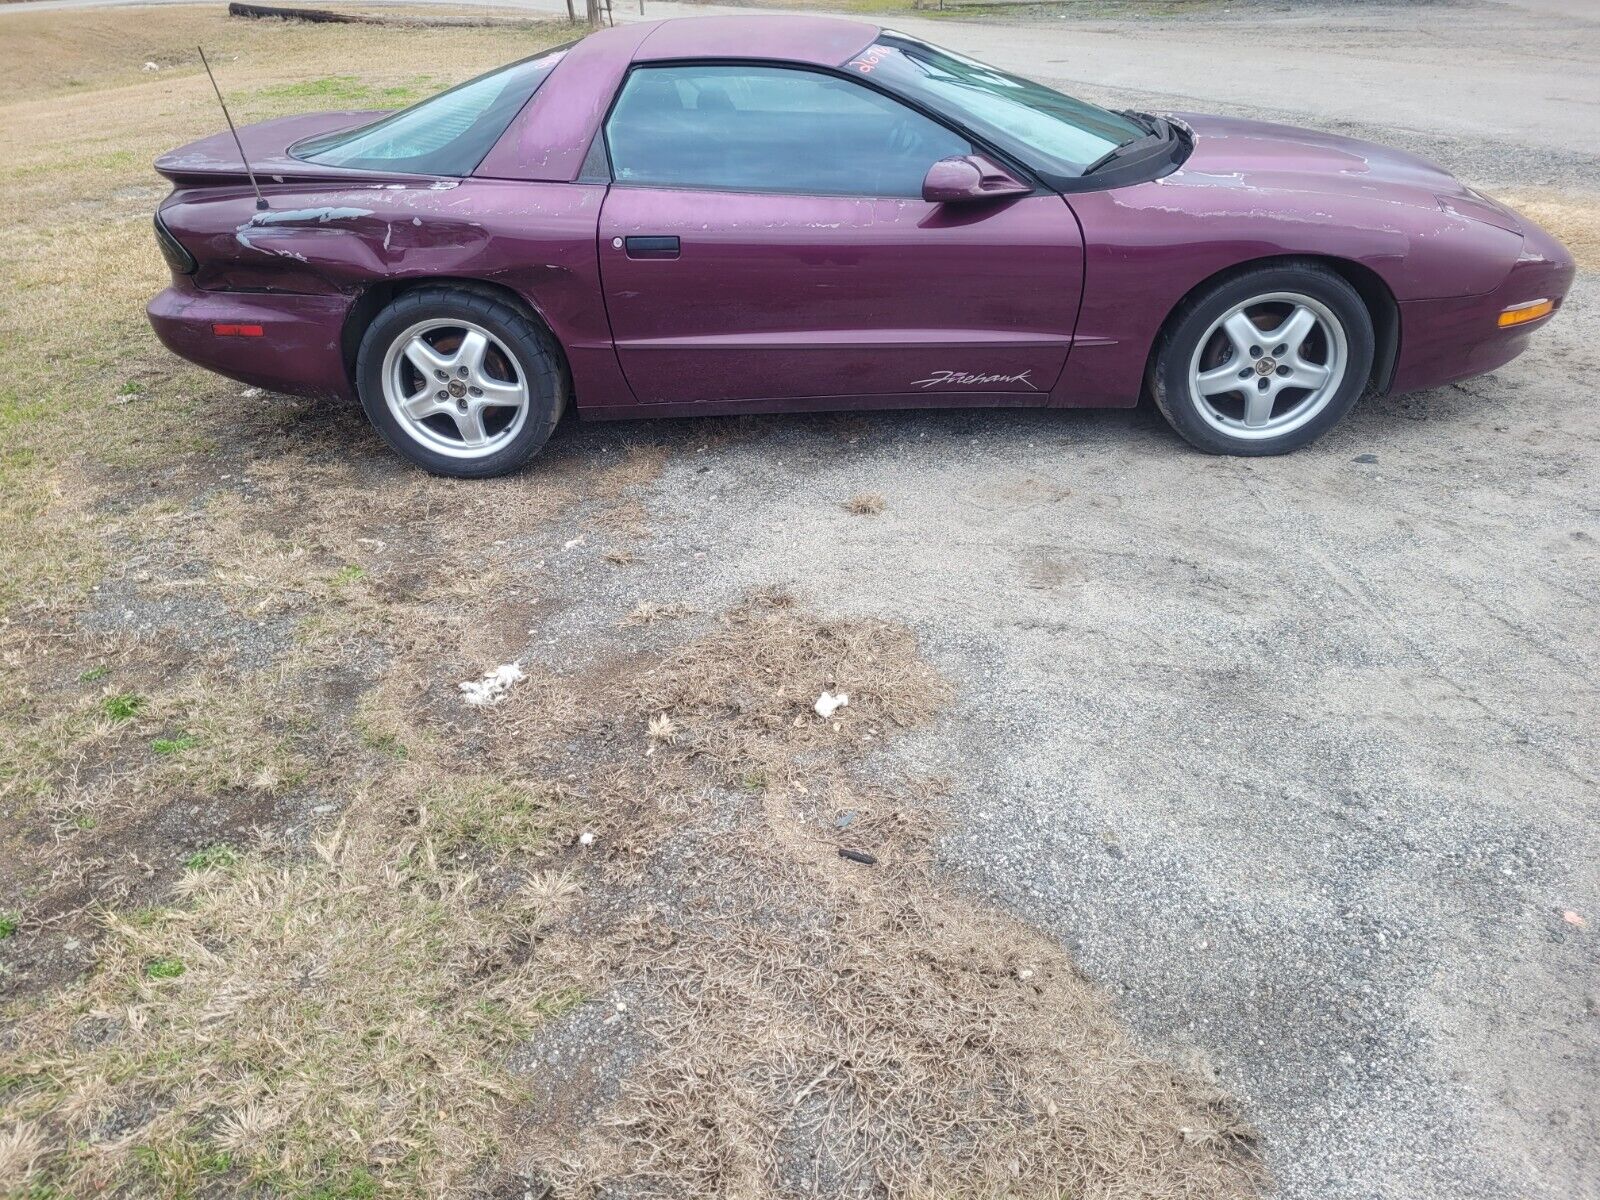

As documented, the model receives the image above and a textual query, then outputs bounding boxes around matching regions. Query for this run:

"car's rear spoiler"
[154,110,384,186]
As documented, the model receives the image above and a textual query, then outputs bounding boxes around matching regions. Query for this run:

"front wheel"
[355,287,566,478]
[1150,264,1375,456]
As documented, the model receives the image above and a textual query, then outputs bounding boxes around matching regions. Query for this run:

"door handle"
[624,235,680,260]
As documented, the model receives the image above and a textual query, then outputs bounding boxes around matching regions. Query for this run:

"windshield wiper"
[1081,112,1172,175]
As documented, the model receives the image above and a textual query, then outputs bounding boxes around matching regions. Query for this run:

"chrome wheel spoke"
[454,330,490,377]
[475,377,526,408]
[1221,312,1262,361]
[451,404,490,447]
[401,386,441,421]
[1282,358,1331,391]
[403,336,451,379]
[1267,305,1317,358]
[1197,362,1246,396]
[1243,387,1277,427]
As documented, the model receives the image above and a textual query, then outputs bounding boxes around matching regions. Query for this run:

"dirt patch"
[434,593,1259,1199]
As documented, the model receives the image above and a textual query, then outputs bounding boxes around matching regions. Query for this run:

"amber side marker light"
[1498,299,1555,328]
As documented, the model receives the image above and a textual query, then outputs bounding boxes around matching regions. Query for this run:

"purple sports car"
[149,15,1574,477]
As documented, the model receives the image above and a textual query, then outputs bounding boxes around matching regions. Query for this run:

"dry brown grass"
[0,821,586,1198]
[843,492,887,516]
[485,593,1260,1199]
[1484,188,1600,271]
[1,8,1264,1199]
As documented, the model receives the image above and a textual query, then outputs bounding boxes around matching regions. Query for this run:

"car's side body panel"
[1058,114,1536,408]
[150,177,629,407]
[1391,223,1575,394]
[596,187,1082,406]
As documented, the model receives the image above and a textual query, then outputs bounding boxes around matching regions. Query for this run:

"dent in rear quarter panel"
[156,178,625,407]
[1060,169,1525,408]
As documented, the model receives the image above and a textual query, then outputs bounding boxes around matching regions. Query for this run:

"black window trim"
[595,57,1047,201]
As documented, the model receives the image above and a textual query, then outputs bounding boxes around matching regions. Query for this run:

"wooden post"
[565,0,575,21]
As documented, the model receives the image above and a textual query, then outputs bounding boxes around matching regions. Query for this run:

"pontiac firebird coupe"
[148,15,1574,477]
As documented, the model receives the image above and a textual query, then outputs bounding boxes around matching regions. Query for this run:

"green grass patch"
[79,664,110,683]
[0,912,18,939]
[183,845,239,871]
[251,75,427,108]
[531,986,585,1020]
[130,1139,233,1200]
[301,1165,380,1200]
[422,777,570,856]
[151,734,198,756]
[101,692,145,721]
[145,956,186,980]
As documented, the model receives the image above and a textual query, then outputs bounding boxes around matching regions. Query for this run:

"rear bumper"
[147,281,356,401]
[1390,218,1576,395]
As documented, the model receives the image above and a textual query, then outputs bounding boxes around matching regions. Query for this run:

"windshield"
[845,35,1145,178]
[291,47,569,176]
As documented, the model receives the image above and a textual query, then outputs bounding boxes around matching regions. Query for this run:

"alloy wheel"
[1187,291,1349,440]
[381,318,530,459]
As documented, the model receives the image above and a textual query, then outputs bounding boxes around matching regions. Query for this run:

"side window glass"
[604,64,972,197]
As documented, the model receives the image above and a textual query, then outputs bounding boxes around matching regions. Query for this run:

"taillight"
[154,211,197,275]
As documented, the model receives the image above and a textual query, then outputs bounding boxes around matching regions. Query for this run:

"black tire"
[1149,261,1375,456]
[355,286,567,478]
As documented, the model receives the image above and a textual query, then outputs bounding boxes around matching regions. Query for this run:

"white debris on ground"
[814,690,849,719]
[142,61,159,71]
[458,662,525,707]
[562,534,586,551]
[578,831,595,846]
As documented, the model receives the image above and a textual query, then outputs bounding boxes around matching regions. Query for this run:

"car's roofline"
[632,14,879,68]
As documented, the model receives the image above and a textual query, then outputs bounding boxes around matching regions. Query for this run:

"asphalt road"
[15,0,1599,1196]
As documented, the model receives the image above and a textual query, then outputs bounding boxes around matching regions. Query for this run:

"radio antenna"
[197,46,268,211]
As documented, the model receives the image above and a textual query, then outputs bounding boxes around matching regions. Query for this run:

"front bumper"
[147,280,356,402]
[1390,217,1576,395]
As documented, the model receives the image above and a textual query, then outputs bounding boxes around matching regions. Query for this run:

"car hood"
[1165,113,1522,233]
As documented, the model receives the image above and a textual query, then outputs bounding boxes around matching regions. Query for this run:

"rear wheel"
[355,287,566,477]
[1150,263,1374,455]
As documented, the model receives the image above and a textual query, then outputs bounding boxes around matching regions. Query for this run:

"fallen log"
[226,2,554,28]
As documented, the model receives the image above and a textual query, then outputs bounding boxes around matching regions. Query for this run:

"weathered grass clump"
[0,821,583,1197]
